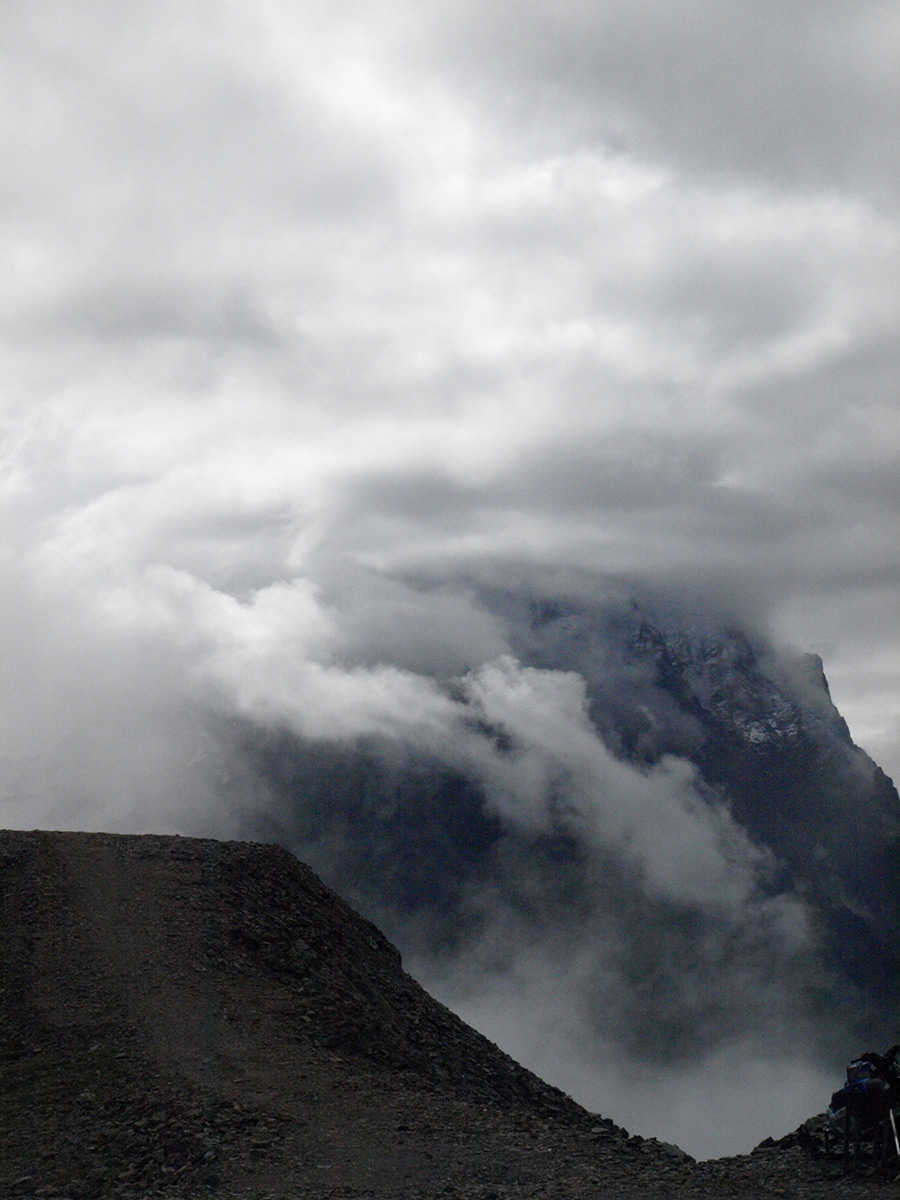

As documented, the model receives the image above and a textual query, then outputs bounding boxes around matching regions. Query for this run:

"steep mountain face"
[495,591,900,1034]
[237,582,899,1100]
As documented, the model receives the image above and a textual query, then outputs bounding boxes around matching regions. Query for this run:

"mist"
[430,958,838,1161]
[3,0,900,1160]
[1,542,894,1156]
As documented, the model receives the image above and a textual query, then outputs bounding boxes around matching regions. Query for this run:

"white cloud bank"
[1,0,898,1156]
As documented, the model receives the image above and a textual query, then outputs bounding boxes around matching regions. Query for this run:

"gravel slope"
[0,829,894,1198]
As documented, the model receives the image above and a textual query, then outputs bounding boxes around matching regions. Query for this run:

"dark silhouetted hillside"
[0,829,891,1198]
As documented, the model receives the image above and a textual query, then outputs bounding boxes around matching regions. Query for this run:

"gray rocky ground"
[0,830,895,1199]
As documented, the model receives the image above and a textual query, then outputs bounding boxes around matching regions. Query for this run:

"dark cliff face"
[237,585,900,1070]
[500,592,900,1041]
[503,592,898,911]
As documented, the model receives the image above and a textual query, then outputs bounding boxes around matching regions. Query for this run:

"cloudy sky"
[2,0,898,1158]
[2,0,897,802]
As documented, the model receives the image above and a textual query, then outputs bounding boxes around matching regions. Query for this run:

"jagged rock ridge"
[506,593,900,1038]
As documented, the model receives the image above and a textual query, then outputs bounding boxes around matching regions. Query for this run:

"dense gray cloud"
[423,0,900,196]
[1,0,898,1157]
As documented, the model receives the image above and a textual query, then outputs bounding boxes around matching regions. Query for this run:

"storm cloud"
[1,0,898,1158]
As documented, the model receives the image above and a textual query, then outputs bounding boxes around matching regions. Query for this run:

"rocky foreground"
[0,830,894,1198]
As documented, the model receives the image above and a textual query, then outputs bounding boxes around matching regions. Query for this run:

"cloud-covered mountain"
[3,0,899,1163]
[220,577,899,1158]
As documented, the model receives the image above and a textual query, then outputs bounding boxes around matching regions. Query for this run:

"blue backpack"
[829,1060,883,1116]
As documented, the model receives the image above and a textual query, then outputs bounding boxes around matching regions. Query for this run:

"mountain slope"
[3,828,891,1199]
[497,590,900,1038]
[0,828,657,1198]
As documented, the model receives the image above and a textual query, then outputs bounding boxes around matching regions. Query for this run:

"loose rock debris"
[1,829,895,1198]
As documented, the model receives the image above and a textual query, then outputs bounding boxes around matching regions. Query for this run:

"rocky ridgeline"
[0,829,894,1198]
